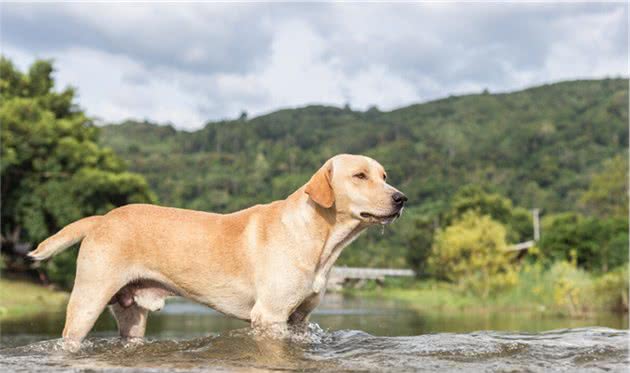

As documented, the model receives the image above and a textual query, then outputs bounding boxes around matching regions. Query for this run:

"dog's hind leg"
[61,242,124,351]
[109,303,149,339]
[62,278,120,350]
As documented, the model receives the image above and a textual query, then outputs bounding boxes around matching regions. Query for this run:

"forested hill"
[100,79,628,216]
[99,78,628,268]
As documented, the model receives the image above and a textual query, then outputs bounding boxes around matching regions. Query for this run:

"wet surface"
[2,326,628,372]
[1,294,628,372]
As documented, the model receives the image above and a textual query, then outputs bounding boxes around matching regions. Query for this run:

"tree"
[580,155,629,218]
[0,57,155,287]
[448,185,533,243]
[540,212,628,272]
[397,209,436,277]
[428,211,518,298]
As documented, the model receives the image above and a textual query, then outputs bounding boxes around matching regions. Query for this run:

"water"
[1,294,628,372]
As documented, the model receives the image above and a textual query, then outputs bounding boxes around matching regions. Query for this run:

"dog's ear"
[305,160,334,209]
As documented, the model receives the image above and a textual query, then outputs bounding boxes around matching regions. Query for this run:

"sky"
[2,2,628,130]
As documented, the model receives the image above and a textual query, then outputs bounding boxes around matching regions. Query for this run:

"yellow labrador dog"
[30,154,406,347]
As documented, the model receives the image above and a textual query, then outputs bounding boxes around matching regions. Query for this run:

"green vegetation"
[0,57,154,288]
[429,212,518,298]
[1,57,627,319]
[540,213,628,272]
[0,279,68,320]
[350,262,628,317]
[579,155,628,218]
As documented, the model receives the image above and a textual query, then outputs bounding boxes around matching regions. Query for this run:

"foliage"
[0,57,154,288]
[594,266,629,313]
[580,155,629,218]
[398,210,436,278]
[428,212,518,298]
[447,185,533,242]
[352,260,626,316]
[540,212,629,272]
[548,258,594,316]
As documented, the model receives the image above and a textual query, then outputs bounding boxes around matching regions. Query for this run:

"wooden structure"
[327,266,415,290]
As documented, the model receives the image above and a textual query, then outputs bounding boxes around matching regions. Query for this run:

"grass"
[346,283,557,316]
[0,278,69,320]
[344,262,629,318]
[345,280,526,315]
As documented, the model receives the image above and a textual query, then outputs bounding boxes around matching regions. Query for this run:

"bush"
[547,257,594,316]
[45,247,80,289]
[594,266,629,313]
[428,211,518,298]
[540,213,629,272]
[448,185,534,243]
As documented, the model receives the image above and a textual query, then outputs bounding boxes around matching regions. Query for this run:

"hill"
[99,79,628,267]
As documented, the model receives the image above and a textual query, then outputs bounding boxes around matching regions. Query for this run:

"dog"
[30,154,407,347]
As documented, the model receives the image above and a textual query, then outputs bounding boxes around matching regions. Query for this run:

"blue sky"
[2,2,627,129]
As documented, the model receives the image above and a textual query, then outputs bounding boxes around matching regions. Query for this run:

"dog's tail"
[28,216,103,261]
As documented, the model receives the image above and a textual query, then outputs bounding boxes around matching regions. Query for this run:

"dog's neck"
[288,190,367,293]
[312,216,365,293]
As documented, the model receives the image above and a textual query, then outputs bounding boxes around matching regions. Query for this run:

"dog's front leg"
[250,301,292,337]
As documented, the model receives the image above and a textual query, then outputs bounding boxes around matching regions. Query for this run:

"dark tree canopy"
[1,57,154,286]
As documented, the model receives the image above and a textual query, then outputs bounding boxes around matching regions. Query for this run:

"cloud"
[2,3,272,74]
[1,2,627,129]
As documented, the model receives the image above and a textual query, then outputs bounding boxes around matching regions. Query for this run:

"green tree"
[0,57,155,288]
[397,209,435,277]
[428,211,518,298]
[540,212,628,272]
[580,155,629,218]
[448,185,533,243]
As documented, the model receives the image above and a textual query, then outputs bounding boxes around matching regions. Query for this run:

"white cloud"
[1,2,627,129]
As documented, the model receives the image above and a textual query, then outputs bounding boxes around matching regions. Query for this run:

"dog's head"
[305,154,407,225]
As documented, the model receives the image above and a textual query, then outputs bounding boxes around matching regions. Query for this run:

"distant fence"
[328,266,415,290]
[506,240,535,252]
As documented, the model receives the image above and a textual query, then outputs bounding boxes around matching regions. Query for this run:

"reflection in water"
[1,294,628,372]
[3,293,626,338]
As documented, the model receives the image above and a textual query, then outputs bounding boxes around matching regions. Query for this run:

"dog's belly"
[192,289,255,321]
[110,278,255,320]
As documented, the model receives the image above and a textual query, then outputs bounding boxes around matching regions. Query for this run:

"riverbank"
[344,263,629,318]
[1,262,626,323]
[0,279,68,320]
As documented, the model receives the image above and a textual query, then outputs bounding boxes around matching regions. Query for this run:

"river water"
[1,294,628,372]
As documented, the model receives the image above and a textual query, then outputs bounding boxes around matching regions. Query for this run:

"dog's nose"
[392,192,408,206]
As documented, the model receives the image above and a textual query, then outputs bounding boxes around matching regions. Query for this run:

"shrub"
[428,211,518,298]
[547,257,594,316]
[594,266,629,313]
[540,213,629,272]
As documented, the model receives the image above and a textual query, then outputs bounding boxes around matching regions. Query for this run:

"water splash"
[1,327,627,372]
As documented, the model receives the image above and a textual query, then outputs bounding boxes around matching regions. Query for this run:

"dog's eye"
[353,172,367,180]
[383,174,387,180]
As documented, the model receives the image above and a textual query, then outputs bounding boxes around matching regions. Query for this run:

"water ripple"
[1,326,628,372]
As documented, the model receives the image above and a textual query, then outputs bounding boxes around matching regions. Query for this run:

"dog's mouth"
[360,209,402,224]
